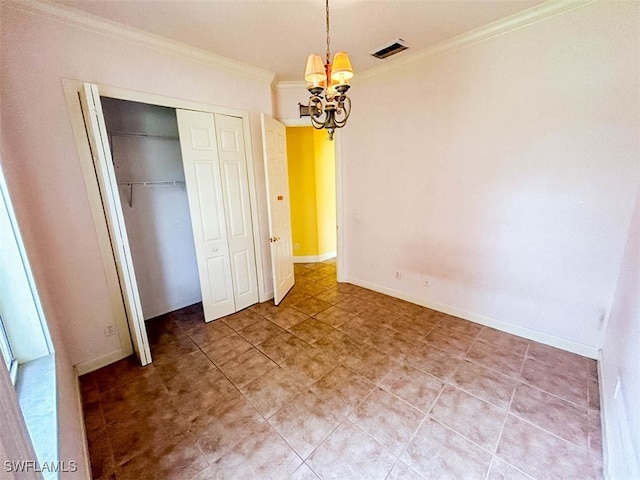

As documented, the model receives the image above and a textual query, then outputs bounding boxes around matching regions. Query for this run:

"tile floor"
[80,259,603,480]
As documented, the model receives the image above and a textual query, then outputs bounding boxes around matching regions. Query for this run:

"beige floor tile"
[430,385,507,452]
[526,342,589,374]
[241,367,304,417]
[269,390,343,458]
[343,344,398,383]
[386,460,426,480]
[185,319,235,347]
[313,305,355,327]
[307,420,396,480]
[237,319,285,345]
[313,289,353,305]
[465,339,526,378]
[280,347,336,387]
[477,327,529,355]
[116,431,208,480]
[149,334,200,364]
[425,326,476,355]
[223,309,266,331]
[588,379,601,410]
[257,331,309,364]
[389,315,435,338]
[154,349,223,395]
[289,318,335,343]
[497,414,594,480]
[312,330,361,361]
[189,394,265,464]
[510,382,588,448]
[487,457,534,480]
[349,387,424,455]
[437,315,483,337]
[450,360,517,409]
[197,422,301,479]
[219,347,277,388]
[401,417,493,480]
[267,307,310,329]
[520,358,587,407]
[379,363,444,413]
[403,343,462,380]
[288,463,321,479]
[201,332,253,366]
[171,374,241,421]
[309,365,375,418]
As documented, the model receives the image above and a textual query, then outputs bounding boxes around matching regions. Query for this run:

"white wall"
[338,1,639,355]
[102,98,202,319]
[600,184,640,478]
[0,4,274,368]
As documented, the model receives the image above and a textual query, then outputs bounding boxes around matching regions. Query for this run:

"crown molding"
[274,81,307,92]
[7,0,276,85]
[354,0,598,85]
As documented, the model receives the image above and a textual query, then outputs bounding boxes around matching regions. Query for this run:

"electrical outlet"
[103,325,116,337]
[294,243,300,250]
[423,278,430,287]
[395,271,401,280]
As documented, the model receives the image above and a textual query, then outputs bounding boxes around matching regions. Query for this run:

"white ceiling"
[53,0,544,81]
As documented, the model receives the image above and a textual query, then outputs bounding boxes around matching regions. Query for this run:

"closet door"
[214,114,259,311]
[79,84,150,365]
[176,110,235,322]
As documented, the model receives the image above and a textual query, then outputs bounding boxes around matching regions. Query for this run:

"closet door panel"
[231,250,251,296]
[194,162,225,242]
[208,257,233,304]
[222,162,247,237]
[214,114,259,311]
[177,110,235,322]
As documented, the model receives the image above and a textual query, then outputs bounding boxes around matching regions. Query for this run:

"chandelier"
[303,0,353,141]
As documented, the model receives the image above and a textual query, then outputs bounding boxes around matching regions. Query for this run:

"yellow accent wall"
[313,128,337,255]
[286,127,336,259]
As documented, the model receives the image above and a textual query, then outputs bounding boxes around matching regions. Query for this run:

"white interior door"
[79,84,151,366]
[176,110,235,322]
[261,114,295,304]
[214,114,259,311]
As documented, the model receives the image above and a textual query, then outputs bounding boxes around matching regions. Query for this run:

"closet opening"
[101,98,203,358]
[98,97,261,362]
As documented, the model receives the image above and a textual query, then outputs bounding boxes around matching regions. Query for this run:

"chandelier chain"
[325,0,331,65]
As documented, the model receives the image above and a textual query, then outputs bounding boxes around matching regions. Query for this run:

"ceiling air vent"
[370,39,408,59]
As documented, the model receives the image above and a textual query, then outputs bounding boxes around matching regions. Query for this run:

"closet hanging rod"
[119,181,186,208]
[118,180,185,187]
[109,131,179,140]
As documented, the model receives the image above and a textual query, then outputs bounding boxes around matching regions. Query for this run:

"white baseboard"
[347,276,599,359]
[73,366,94,480]
[598,350,610,479]
[293,252,336,263]
[74,348,131,376]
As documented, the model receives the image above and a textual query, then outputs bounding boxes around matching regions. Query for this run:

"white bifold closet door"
[176,110,258,322]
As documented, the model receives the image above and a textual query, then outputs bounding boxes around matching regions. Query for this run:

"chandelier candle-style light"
[304,0,353,140]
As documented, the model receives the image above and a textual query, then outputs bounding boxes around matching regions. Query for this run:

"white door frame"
[64,79,267,372]
[279,118,345,282]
